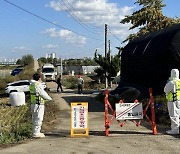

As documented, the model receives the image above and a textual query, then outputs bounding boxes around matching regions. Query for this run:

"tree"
[94,49,121,85]
[16,59,22,65]
[120,0,180,42]
[83,57,97,66]
[21,54,34,67]
[38,57,47,64]
[52,58,58,66]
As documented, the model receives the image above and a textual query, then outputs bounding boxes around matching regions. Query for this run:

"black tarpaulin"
[113,24,180,98]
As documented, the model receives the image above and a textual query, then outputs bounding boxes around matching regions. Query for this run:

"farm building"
[111,24,180,100]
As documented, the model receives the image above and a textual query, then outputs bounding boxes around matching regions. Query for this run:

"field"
[0,94,59,145]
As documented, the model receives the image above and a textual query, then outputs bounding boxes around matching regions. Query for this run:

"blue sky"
[0,0,180,61]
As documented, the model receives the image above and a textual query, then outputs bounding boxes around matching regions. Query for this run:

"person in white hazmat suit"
[29,73,52,138]
[164,69,180,134]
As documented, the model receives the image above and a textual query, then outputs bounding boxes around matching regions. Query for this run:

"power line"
[81,43,105,54]
[108,26,122,42]
[93,43,105,50]
[63,0,102,32]
[109,31,122,42]
[59,0,100,34]
[3,0,102,41]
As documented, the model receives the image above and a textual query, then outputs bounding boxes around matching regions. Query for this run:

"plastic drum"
[10,92,25,106]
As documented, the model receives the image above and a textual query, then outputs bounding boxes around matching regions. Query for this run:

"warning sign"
[115,103,143,120]
[71,102,88,137]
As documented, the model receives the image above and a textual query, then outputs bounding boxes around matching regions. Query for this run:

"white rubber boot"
[33,133,45,138]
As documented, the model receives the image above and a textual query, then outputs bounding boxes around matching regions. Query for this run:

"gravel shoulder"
[1,82,180,154]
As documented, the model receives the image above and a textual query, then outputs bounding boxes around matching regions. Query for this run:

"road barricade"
[70,102,89,137]
[104,88,157,136]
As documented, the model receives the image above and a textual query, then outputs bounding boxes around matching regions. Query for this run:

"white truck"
[42,63,57,81]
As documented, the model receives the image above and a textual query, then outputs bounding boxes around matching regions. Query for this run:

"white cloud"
[42,28,86,46]
[12,46,31,52]
[46,0,135,40]
[42,44,59,49]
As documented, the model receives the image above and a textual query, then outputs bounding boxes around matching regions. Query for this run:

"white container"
[10,92,25,106]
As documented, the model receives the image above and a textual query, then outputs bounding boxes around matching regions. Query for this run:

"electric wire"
[59,0,100,34]
[63,0,102,32]
[107,26,122,42]
[81,43,105,55]
[109,31,122,42]
[3,0,102,41]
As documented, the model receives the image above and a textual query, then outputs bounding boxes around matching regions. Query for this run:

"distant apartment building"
[51,52,56,59]
[45,52,56,59]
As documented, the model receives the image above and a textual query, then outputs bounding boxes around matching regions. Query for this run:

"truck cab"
[42,64,57,81]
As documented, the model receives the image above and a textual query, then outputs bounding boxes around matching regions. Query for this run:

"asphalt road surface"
[1,82,180,154]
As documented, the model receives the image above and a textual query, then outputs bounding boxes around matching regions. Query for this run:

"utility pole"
[105,24,108,89]
[60,56,63,78]
[109,40,112,88]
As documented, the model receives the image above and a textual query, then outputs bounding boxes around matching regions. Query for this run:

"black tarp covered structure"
[112,24,180,99]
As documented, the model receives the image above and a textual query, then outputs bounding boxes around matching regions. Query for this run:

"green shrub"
[62,76,78,89]
[85,81,105,90]
[0,78,6,92]
[154,95,170,125]
[3,75,18,83]
[18,70,35,80]
[62,75,105,90]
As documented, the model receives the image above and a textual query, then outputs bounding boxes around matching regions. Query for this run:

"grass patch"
[42,101,60,131]
[0,99,32,145]
[0,123,32,144]
[0,65,16,70]
[0,95,59,146]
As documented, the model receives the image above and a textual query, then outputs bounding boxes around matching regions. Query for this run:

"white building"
[82,66,100,74]
[45,52,56,59]
[51,52,56,59]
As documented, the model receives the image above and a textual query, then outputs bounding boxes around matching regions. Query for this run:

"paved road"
[1,82,180,154]
[33,59,39,72]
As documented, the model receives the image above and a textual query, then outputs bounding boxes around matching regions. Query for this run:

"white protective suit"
[30,80,52,137]
[164,69,180,134]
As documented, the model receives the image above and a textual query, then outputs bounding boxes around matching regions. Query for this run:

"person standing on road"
[164,69,180,135]
[77,75,84,94]
[29,73,52,138]
[56,75,63,92]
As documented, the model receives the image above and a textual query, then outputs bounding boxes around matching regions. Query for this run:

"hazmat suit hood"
[29,79,38,84]
[170,69,179,80]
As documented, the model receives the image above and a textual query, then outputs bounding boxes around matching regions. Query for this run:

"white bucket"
[10,92,25,106]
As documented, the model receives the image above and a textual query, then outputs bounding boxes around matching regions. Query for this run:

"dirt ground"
[1,82,180,154]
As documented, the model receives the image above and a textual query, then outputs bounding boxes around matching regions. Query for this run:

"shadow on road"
[50,89,103,95]
[62,95,104,112]
[89,130,153,136]
[45,131,70,138]
[44,130,153,138]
